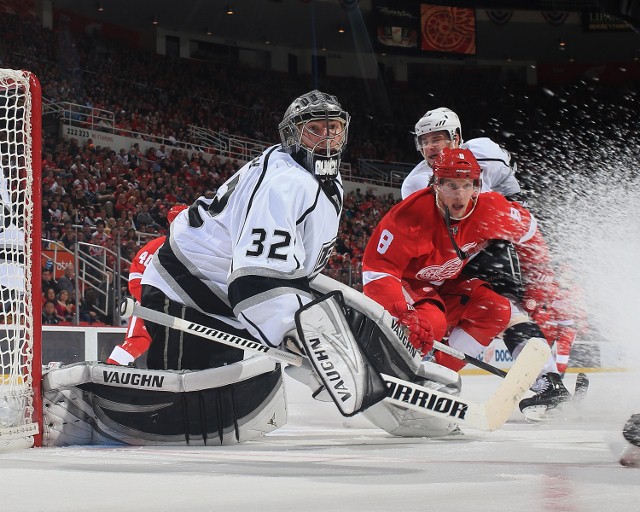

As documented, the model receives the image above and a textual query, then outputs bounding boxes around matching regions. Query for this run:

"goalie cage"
[0,68,42,450]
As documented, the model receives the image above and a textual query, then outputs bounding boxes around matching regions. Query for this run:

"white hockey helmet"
[413,107,462,151]
[278,90,350,181]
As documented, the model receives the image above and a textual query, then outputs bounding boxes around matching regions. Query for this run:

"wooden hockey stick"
[122,298,549,432]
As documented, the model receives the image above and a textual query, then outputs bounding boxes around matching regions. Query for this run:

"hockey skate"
[519,372,572,422]
[620,414,640,467]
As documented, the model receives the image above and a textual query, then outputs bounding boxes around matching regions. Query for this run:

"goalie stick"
[121,298,550,431]
[119,299,303,367]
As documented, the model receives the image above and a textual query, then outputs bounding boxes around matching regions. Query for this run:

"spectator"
[95,181,116,217]
[80,222,94,243]
[56,264,76,298]
[90,219,109,254]
[83,206,98,227]
[97,270,115,325]
[42,300,63,324]
[105,217,117,236]
[41,262,57,293]
[43,287,57,304]
[55,289,75,321]
[60,226,79,250]
[135,203,154,229]
[47,200,62,223]
[79,288,106,324]
[48,226,66,248]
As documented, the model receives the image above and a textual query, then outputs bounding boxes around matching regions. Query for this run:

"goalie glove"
[395,301,434,356]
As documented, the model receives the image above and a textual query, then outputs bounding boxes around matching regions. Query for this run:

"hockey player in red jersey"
[106,204,188,365]
[364,148,572,417]
[402,107,587,416]
[404,107,584,368]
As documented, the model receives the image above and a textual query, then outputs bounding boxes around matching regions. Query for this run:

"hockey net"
[0,69,42,450]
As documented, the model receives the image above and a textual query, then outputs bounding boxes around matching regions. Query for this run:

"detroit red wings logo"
[414,242,477,281]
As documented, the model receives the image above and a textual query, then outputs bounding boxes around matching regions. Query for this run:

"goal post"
[0,69,42,450]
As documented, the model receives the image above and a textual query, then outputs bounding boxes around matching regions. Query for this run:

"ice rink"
[1,370,639,512]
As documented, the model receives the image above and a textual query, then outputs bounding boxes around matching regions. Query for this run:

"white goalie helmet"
[278,90,350,180]
[413,107,462,151]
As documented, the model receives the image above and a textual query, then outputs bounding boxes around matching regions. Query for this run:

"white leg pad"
[362,400,458,438]
[42,357,287,446]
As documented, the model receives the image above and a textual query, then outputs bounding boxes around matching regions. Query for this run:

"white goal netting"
[0,68,41,450]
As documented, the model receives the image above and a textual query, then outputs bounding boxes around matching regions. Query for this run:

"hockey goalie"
[41,271,463,446]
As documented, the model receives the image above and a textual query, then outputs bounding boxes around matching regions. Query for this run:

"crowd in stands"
[4,11,637,168]
[0,11,637,325]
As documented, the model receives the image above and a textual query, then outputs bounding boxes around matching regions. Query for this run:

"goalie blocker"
[293,291,388,417]
[42,356,286,446]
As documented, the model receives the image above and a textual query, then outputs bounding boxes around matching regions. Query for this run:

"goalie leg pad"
[295,291,387,416]
[362,360,461,437]
[42,357,286,447]
[362,399,458,438]
[416,360,462,395]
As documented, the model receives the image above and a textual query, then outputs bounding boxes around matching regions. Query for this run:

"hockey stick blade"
[385,337,551,432]
[573,372,589,401]
[127,300,303,367]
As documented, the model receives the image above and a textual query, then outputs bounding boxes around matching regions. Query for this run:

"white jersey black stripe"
[401,137,521,199]
[142,145,342,347]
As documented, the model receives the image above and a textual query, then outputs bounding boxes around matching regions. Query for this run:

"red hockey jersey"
[362,187,553,317]
[128,236,166,301]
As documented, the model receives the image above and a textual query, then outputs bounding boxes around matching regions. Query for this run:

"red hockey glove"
[394,301,434,356]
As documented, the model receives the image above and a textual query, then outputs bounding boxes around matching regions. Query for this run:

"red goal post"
[0,69,42,450]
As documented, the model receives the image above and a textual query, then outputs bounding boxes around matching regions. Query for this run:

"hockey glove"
[395,301,434,356]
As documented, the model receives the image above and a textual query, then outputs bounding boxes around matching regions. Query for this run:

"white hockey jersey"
[400,137,521,199]
[142,145,343,347]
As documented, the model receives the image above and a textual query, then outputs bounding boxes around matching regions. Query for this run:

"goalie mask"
[278,90,350,181]
[413,107,462,152]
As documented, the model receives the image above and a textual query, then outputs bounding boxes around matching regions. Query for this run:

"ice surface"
[1,372,639,512]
